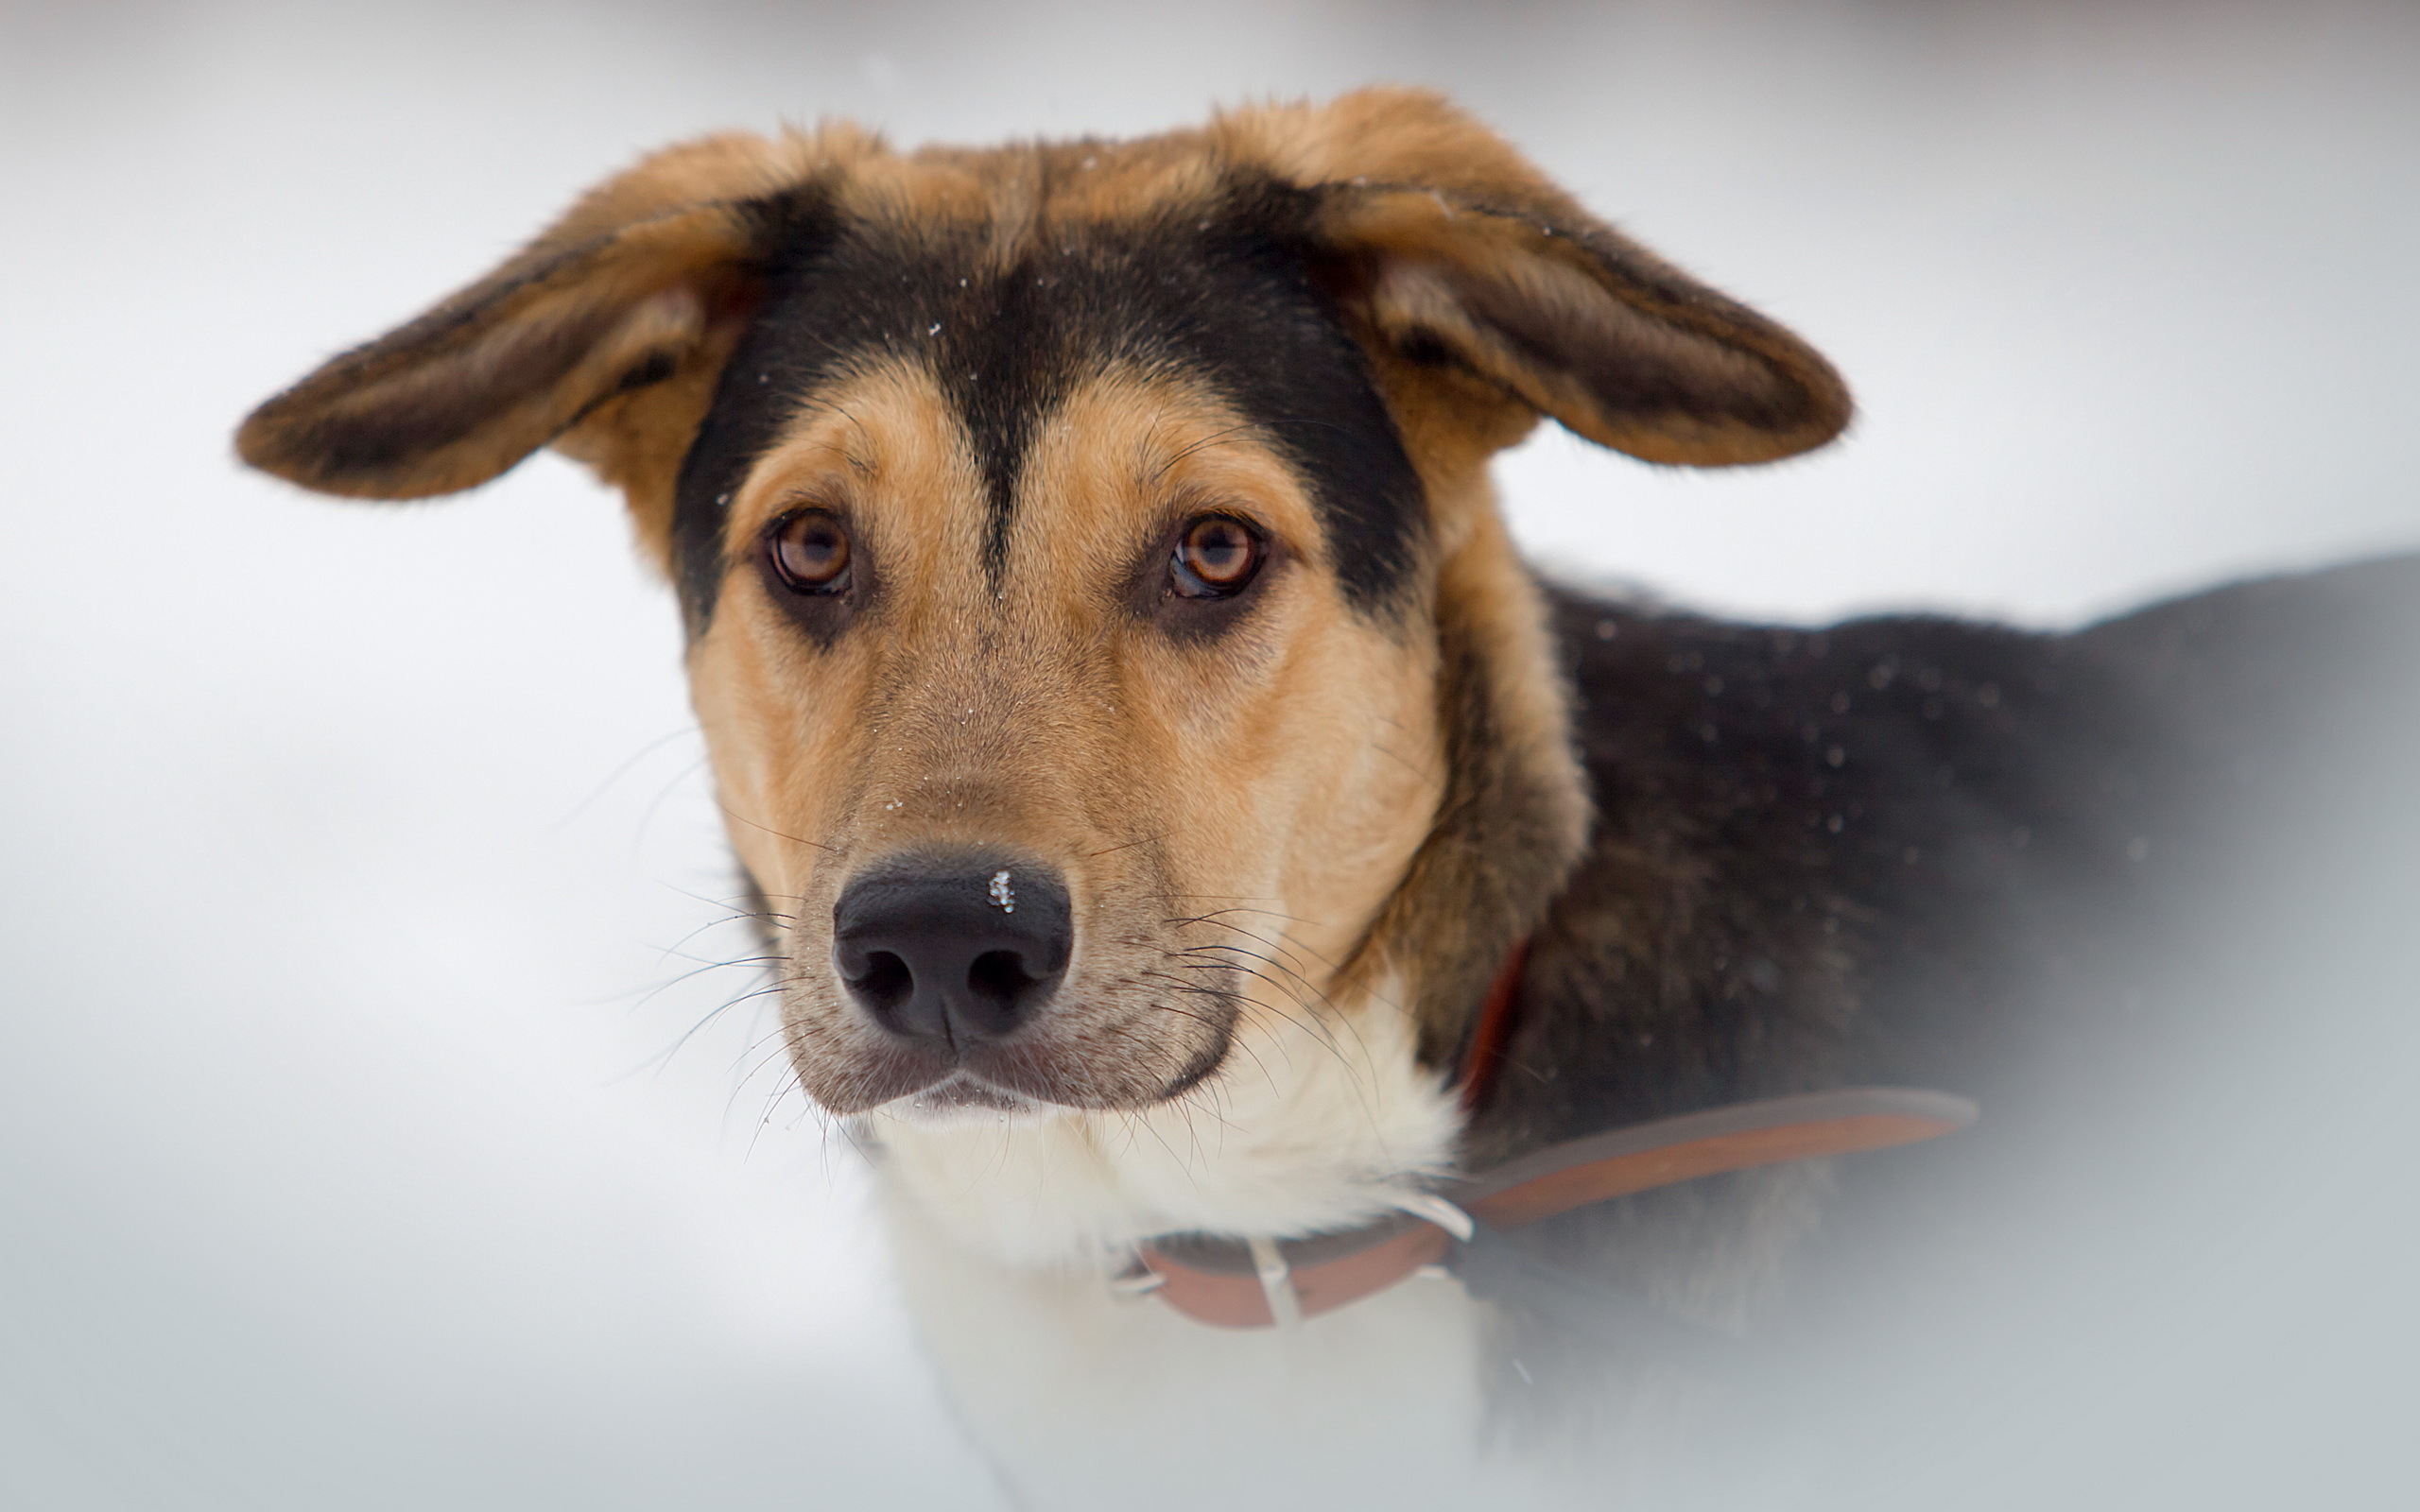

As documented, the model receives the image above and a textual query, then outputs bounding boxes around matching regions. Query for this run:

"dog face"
[238,90,1848,1124]
[670,192,1450,1117]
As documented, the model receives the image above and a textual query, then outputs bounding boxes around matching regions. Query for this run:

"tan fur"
[236,82,1851,1225]
[686,354,1447,1115]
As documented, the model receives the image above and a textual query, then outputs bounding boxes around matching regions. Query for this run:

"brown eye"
[768,510,851,594]
[1171,515,1264,598]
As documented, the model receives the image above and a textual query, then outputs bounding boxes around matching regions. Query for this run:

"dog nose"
[832,855,1073,1043]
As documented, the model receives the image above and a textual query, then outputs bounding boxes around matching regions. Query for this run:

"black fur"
[670,180,1425,635]
[669,186,845,628]
[1462,556,2420,1444]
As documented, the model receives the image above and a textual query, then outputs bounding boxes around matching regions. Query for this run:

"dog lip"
[811,1043,1042,1115]
[801,978,1242,1114]
[803,1037,961,1114]
[822,1037,1229,1116]
[900,1074,1036,1116]
[1153,1027,1234,1101]
[956,1018,1236,1110]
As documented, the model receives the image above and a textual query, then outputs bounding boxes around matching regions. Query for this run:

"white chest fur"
[881,1183,1503,1511]
[860,998,1600,1508]
[865,991,1466,1265]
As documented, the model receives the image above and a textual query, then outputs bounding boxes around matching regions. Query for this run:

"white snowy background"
[3,3,2415,1507]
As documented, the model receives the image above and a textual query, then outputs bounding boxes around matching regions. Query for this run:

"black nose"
[832,854,1073,1043]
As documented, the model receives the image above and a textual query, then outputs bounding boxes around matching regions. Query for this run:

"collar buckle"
[1245,1235,1304,1328]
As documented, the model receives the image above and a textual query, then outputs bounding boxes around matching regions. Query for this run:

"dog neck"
[856,975,1463,1270]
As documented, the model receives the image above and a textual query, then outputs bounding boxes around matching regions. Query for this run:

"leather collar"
[1124,942,1979,1329]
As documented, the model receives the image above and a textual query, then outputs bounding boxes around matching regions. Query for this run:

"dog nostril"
[967,949,1042,1005]
[851,951,914,1013]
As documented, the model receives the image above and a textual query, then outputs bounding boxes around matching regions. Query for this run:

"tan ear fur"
[1215,88,1852,466]
[235,126,882,505]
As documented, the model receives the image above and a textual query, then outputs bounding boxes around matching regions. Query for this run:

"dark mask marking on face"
[667,184,843,635]
[670,175,1425,637]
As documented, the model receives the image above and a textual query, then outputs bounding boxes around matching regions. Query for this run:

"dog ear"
[1223,89,1851,466]
[236,129,866,501]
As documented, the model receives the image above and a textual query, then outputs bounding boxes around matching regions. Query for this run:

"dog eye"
[1170,515,1264,598]
[768,510,852,593]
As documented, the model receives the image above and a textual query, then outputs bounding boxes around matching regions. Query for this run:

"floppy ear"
[1221,88,1851,466]
[235,128,871,503]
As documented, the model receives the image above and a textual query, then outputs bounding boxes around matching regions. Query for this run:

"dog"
[237,89,2420,1507]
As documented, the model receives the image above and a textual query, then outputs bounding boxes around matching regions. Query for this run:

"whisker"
[547,724,700,830]
[717,801,839,854]
[1149,423,1257,482]
[1086,831,1170,859]
[631,752,715,857]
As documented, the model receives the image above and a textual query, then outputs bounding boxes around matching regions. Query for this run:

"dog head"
[239,90,1847,1124]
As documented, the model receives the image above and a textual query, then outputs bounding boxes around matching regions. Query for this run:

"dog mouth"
[881,1072,1047,1125]
[785,964,1245,1118]
[815,1006,1237,1119]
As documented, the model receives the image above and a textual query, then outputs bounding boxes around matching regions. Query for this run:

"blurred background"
[2,2,2415,1507]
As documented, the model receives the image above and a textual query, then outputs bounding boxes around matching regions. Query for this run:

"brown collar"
[1127,942,1979,1329]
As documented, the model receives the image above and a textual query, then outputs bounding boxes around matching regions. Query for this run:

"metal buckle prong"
[1389,1191,1477,1241]
[1245,1234,1304,1329]
[1108,1256,1167,1302]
